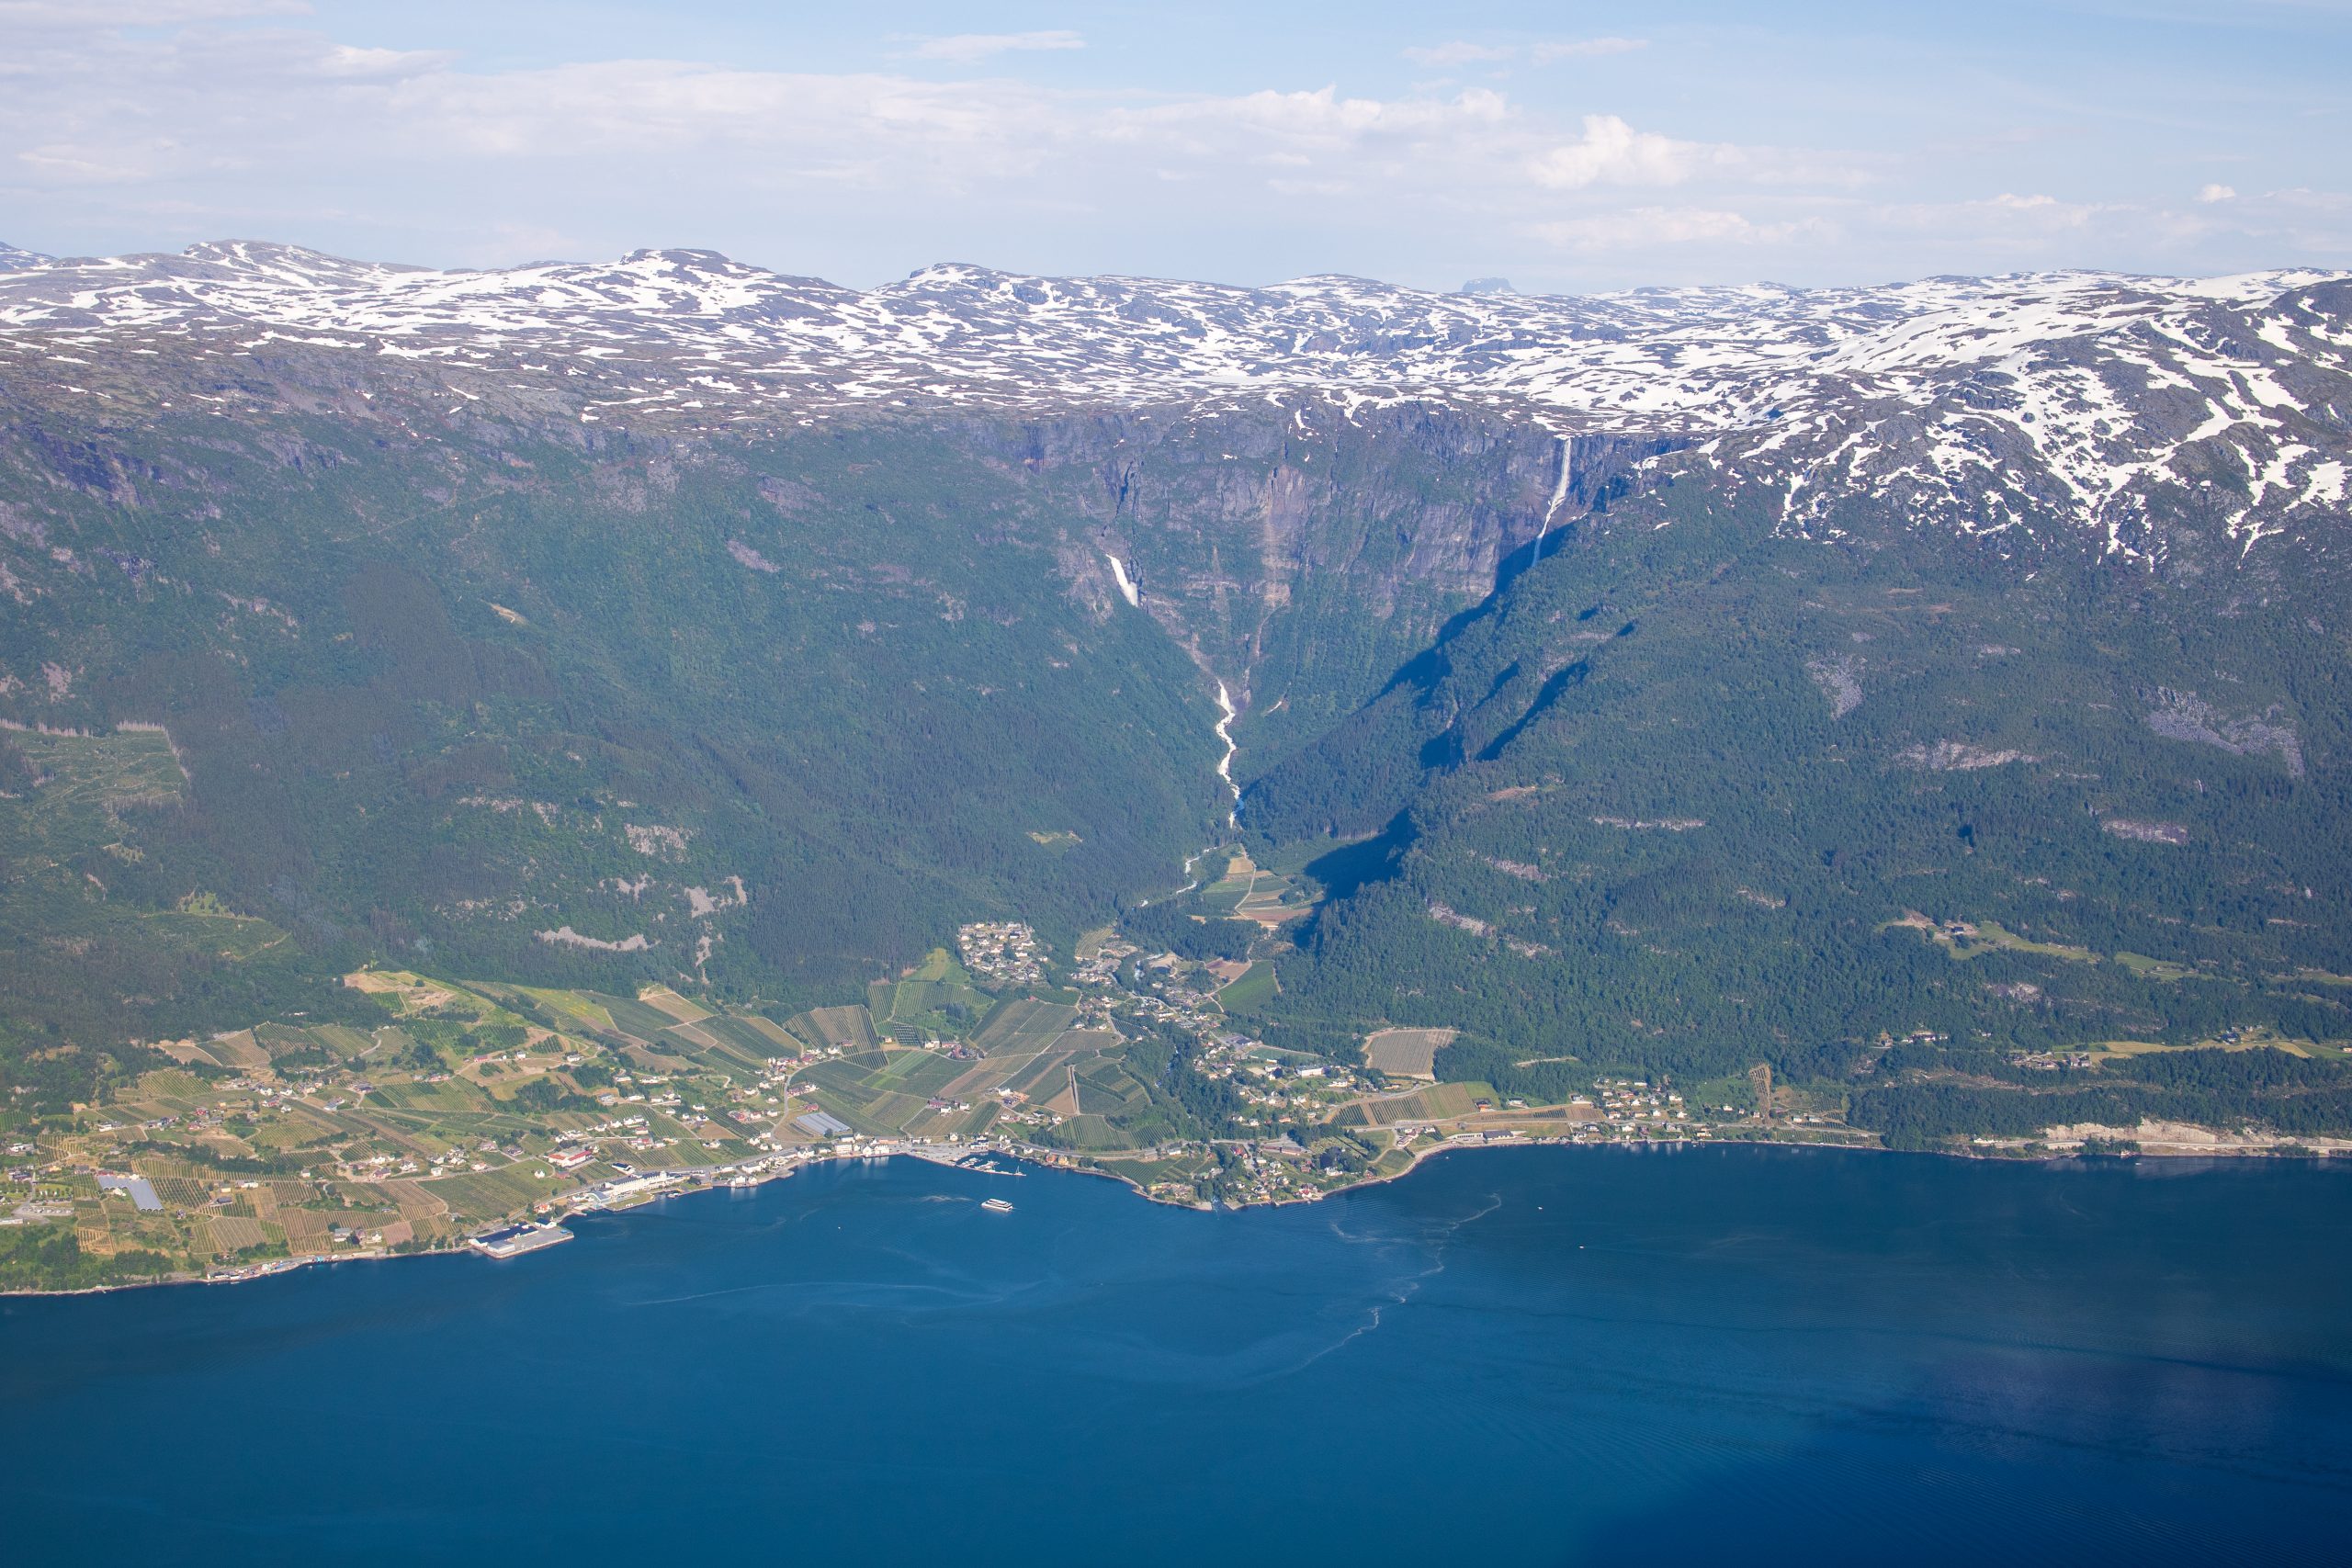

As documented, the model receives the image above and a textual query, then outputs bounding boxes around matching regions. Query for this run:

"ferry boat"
[980,1198,1014,1213]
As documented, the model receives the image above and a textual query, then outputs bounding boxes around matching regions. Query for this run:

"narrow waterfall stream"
[1213,680,1239,827]
[1534,435,1572,559]
[1104,553,1141,606]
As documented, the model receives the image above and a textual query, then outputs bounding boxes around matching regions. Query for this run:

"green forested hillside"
[6,368,2352,1145]
[0,411,1239,1103]
[1247,475,2352,1093]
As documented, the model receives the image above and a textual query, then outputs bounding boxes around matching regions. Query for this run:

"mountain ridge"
[6,237,2352,1151]
[6,239,2346,569]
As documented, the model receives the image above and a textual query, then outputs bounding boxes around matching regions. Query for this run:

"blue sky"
[3,1,2346,290]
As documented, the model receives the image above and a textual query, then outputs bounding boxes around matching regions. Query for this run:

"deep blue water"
[4,1145,2347,1565]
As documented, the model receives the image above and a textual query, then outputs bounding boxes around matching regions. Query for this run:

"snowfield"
[3,240,2348,561]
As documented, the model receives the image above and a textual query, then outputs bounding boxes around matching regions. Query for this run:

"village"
[0,900,1851,1293]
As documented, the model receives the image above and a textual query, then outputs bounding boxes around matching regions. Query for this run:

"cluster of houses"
[1069,933,1141,988]
[1575,1080,1698,1139]
[1073,948,1223,1032]
[1191,1034,1369,1116]
[956,920,1048,989]
[2015,1051,2098,1070]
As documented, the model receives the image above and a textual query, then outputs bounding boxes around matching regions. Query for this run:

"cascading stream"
[1535,435,1571,559]
[1214,680,1239,827]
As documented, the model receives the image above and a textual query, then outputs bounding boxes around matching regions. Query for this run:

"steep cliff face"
[984,407,1679,779]
[0,407,1245,1049]
[7,239,2352,1077]
[1232,451,2352,1074]
[11,240,2349,786]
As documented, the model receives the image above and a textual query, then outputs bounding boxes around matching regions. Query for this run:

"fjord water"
[4,1147,2346,1565]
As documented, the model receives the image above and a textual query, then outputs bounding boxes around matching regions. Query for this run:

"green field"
[596,991,699,1042]
[684,1012,782,1060]
[510,986,616,1032]
[870,1051,966,1098]
[1073,1059,1151,1114]
[908,948,970,985]
[998,1050,1074,1102]
[792,1005,882,1050]
[869,969,994,1043]
[1216,961,1279,1012]
[972,999,1080,1055]
[1199,848,1308,926]
[1200,848,1255,912]
[1918,919,2101,965]
[420,1165,563,1220]
[1054,1114,1138,1151]
[1333,1081,1498,1126]
[4,726,186,820]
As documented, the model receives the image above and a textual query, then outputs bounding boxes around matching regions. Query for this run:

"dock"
[468,1223,574,1259]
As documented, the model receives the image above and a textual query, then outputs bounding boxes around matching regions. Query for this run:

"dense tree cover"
[6,384,2352,1153]
[2108,1044,2348,1091]
[0,413,1234,1066]
[1117,898,1257,962]
[1246,477,2352,1132]
[1852,1077,2352,1146]
[0,1227,174,1292]
[1430,1039,1579,1100]
[508,1077,602,1113]
[0,1041,169,1121]
[119,1138,305,1175]
[1151,1029,1250,1137]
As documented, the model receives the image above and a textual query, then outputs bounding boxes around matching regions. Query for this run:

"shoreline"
[11,1123,2343,1301]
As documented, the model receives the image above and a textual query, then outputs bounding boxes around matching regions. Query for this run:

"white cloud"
[316,44,456,82]
[1120,84,1510,151]
[1405,36,1647,67]
[1402,40,1513,67]
[1965,192,2101,227]
[2199,182,2238,202]
[1532,206,1828,250]
[1532,38,1648,62]
[0,0,306,22]
[1529,115,1743,188]
[5,13,2320,290]
[16,138,176,183]
[0,27,1843,276]
[1856,192,2113,254]
[390,61,1069,190]
[903,30,1083,63]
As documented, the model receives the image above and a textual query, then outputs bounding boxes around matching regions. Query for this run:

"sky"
[2,1,2347,293]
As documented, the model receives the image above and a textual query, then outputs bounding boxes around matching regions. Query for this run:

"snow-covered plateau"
[3,240,2349,561]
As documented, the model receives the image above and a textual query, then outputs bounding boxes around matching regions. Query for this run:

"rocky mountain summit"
[4,241,2347,563]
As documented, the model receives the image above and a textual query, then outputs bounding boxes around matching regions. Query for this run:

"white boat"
[980,1198,1014,1213]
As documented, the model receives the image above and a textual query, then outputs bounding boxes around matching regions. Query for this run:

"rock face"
[11,240,2347,785]
[1011,410,1671,770]
[4,242,2348,571]
[4,241,2352,1102]
[2142,687,2305,777]
[5,240,2352,858]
